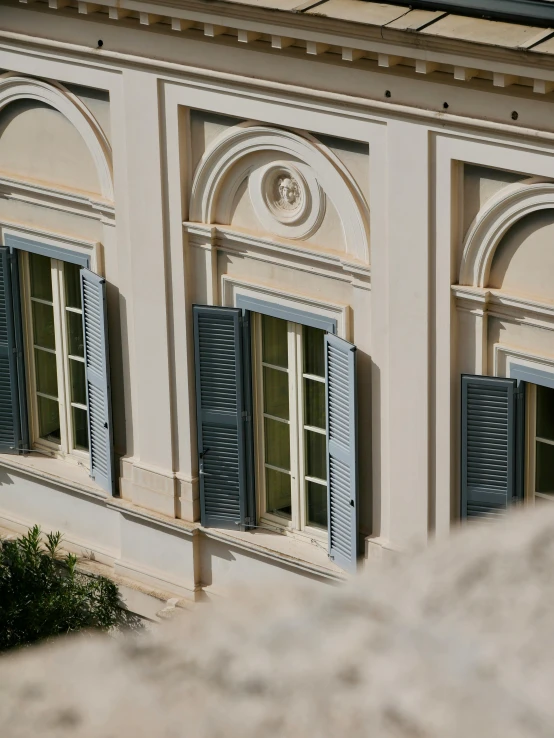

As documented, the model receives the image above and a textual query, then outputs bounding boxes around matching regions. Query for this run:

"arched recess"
[0,74,113,201]
[459,177,554,287]
[189,123,370,263]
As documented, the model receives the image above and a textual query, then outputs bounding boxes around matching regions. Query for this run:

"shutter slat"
[194,306,248,529]
[325,334,358,572]
[461,375,516,521]
[81,269,114,494]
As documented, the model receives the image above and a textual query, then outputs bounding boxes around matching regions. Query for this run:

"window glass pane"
[29,253,53,302]
[263,366,289,420]
[69,359,87,406]
[37,396,61,443]
[264,417,290,470]
[306,429,326,481]
[34,349,58,397]
[262,314,288,368]
[72,407,89,452]
[64,262,82,310]
[537,385,554,442]
[304,377,325,429]
[266,468,291,519]
[303,325,325,377]
[67,311,84,357]
[536,440,554,496]
[31,302,55,350]
[307,480,327,529]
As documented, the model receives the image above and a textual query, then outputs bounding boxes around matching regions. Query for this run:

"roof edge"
[382,0,554,27]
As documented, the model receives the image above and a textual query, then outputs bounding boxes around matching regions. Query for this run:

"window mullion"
[253,314,266,521]
[52,260,70,455]
[290,322,304,533]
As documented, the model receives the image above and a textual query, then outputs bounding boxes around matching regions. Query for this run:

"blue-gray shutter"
[325,333,358,572]
[81,269,114,494]
[193,305,249,529]
[461,374,517,521]
[0,247,27,453]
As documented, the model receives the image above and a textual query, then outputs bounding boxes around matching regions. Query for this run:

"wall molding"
[453,284,554,332]
[0,74,114,201]
[0,222,102,273]
[222,275,350,340]
[459,177,554,287]
[494,344,554,381]
[0,173,115,222]
[184,222,371,292]
[189,123,370,264]
[12,0,554,99]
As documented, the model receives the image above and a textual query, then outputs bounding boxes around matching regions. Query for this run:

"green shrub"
[0,525,141,651]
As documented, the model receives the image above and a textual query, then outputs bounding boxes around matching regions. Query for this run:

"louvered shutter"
[325,333,358,572]
[81,269,114,494]
[0,247,26,453]
[461,374,517,521]
[193,305,249,529]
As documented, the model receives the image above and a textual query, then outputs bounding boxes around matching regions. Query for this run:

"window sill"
[0,452,108,500]
[202,525,347,581]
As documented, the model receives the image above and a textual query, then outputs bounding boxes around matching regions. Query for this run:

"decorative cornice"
[183,222,371,288]
[0,173,115,221]
[14,0,554,97]
[453,283,554,331]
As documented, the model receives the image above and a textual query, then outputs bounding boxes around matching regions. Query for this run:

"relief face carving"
[249,161,324,239]
[276,176,302,213]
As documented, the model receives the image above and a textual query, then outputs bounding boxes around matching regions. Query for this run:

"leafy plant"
[0,525,141,651]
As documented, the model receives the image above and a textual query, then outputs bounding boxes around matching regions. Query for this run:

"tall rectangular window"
[527,383,554,504]
[254,313,327,539]
[22,252,89,460]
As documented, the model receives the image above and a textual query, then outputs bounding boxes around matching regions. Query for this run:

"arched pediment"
[0,74,113,201]
[459,177,554,287]
[189,123,370,263]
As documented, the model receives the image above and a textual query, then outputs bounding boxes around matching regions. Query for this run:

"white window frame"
[21,251,89,466]
[252,313,328,543]
[526,383,554,504]
[494,345,554,506]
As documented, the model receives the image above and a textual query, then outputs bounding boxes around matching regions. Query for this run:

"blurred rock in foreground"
[2,505,554,737]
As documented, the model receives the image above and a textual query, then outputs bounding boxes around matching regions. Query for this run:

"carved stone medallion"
[249,161,325,240]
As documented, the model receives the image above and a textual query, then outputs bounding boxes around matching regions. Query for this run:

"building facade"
[1,0,554,606]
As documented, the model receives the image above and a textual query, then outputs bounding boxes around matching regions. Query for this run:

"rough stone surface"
[2,505,554,737]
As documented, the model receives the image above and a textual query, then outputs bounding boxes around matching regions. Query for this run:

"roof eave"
[383,0,554,28]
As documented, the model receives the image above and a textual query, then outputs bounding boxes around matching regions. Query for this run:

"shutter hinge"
[242,411,251,421]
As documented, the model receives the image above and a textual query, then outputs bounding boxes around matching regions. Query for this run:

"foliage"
[0,525,141,651]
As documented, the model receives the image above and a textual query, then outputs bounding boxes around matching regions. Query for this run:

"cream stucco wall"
[2,0,554,598]
[0,100,102,194]
[489,209,554,301]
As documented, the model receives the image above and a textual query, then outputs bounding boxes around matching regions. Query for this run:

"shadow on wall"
[0,469,14,487]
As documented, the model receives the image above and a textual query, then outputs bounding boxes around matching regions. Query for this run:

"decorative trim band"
[4,233,91,268]
[236,293,337,333]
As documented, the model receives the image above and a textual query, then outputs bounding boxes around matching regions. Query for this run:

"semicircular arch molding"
[459,177,554,287]
[189,123,370,263]
[0,74,113,201]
